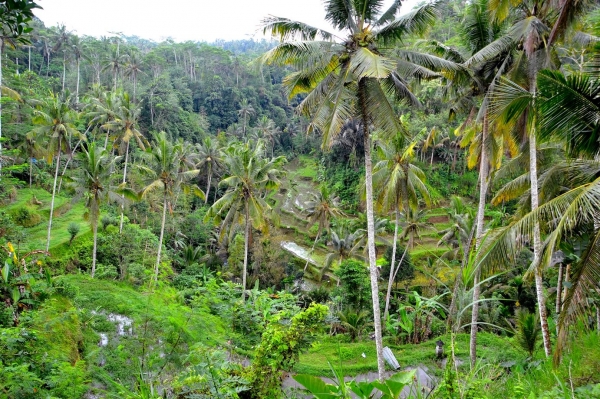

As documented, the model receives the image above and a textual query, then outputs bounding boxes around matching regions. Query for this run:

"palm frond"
[261,16,335,41]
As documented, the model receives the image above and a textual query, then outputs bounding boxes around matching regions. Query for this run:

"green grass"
[295,332,524,377]
[297,155,319,180]
[4,187,90,253]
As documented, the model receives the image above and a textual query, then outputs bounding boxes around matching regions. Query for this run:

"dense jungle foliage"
[1,0,600,397]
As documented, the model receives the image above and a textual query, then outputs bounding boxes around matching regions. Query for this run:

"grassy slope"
[3,187,89,253]
[295,332,523,376]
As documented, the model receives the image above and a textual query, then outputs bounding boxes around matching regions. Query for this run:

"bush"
[10,207,41,228]
[67,222,80,245]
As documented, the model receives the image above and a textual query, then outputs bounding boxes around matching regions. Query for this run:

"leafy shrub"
[10,206,41,227]
[67,222,80,244]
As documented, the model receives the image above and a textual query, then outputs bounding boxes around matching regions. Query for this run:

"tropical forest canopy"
[1,0,600,398]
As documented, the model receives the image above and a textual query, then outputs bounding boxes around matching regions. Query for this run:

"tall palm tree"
[195,136,223,204]
[260,0,457,378]
[70,36,86,102]
[237,99,255,137]
[139,132,203,283]
[124,51,144,102]
[103,48,128,90]
[68,143,131,277]
[472,0,596,358]
[373,130,431,318]
[18,129,46,188]
[102,91,147,233]
[30,92,80,252]
[304,185,344,271]
[206,140,286,300]
[255,116,280,157]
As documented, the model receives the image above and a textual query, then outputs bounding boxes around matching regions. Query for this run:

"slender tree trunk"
[119,140,130,234]
[556,263,564,314]
[29,155,33,188]
[358,79,385,381]
[154,194,168,284]
[133,74,137,103]
[562,264,570,311]
[304,229,321,272]
[384,205,401,319]
[242,200,250,301]
[596,306,599,332]
[529,102,552,357]
[470,114,489,367]
[76,58,80,102]
[205,167,212,204]
[91,213,98,278]
[0,42,3,179]
[62,54,66,92]
[28,46,31,71]
[58,138,83,194]
[46,138,62,252]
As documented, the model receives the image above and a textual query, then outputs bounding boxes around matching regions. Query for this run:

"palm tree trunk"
[304,229,321,272]
[91,213,98,278]
[556,263,564,315]
[62,53,66,92]
[528,80,552,356]
[205,167,212,204]
[154,194,168,284]
[46,138,62,252]
[470,114,489,367]
[0,42,3,179]
[76,58,80,102]
[119,140,130,234]
[29,155,33,189]
[242,200,250,301]
[359,79,385,381]
[57,138,84,195]
[384,205,401,319]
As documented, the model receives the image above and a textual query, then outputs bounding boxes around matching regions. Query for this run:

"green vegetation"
[0,0,599,397]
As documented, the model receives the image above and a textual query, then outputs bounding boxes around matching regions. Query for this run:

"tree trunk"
[205,167,212,204]
[91,211,98,278]
[529,99,552,357]
[0,42,3,179]
[384,205,401,319]
[556,263,564,315]
[76,58,80,102]
[470,114,489,367]
[29,155,33,189]
[358,79,385,381]
[154,194,168,284]
[62,53,66,92]
[242,200,250,301]
[46,138,62,252]
[304,229,321,272]
[119,140,130,234]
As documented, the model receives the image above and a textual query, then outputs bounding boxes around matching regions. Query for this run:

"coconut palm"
[195,136,224,204]
[30,91,81,252]
[102,91,147,233]
[260,0,461,378]
[324,229,365,270]
[472,0,597,358]
[103,48,128,90]
[304,185,345,271]
[68,143,133,277]
[124,51,144,102]
[205,140,285,300]
[373,130,431,318]
[237,99,255,138]
[139,132,203,284]
[17,128,46,188]
[255,116,280,157]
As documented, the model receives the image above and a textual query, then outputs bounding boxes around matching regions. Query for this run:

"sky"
[34,0,418,43]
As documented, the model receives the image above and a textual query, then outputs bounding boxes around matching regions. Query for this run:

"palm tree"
[139,132,203,283]
[400,208,433,250]
[373,130,431,318]
[68,143,131,277]
[304,185,344,271]
[472,0,596,358]
[195,136,223,204]
[437,196,475,260]
[324,229,365,270]
[17,129,46,188]
[30,92,80,252]
[124,51,144,102]
[102,91,147,233]
[103,48,128,90]
[260,0,457,378]
[237,99,255,137]
[70,36,86,102]
[255,116,280,157]
[206,140,286,300]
